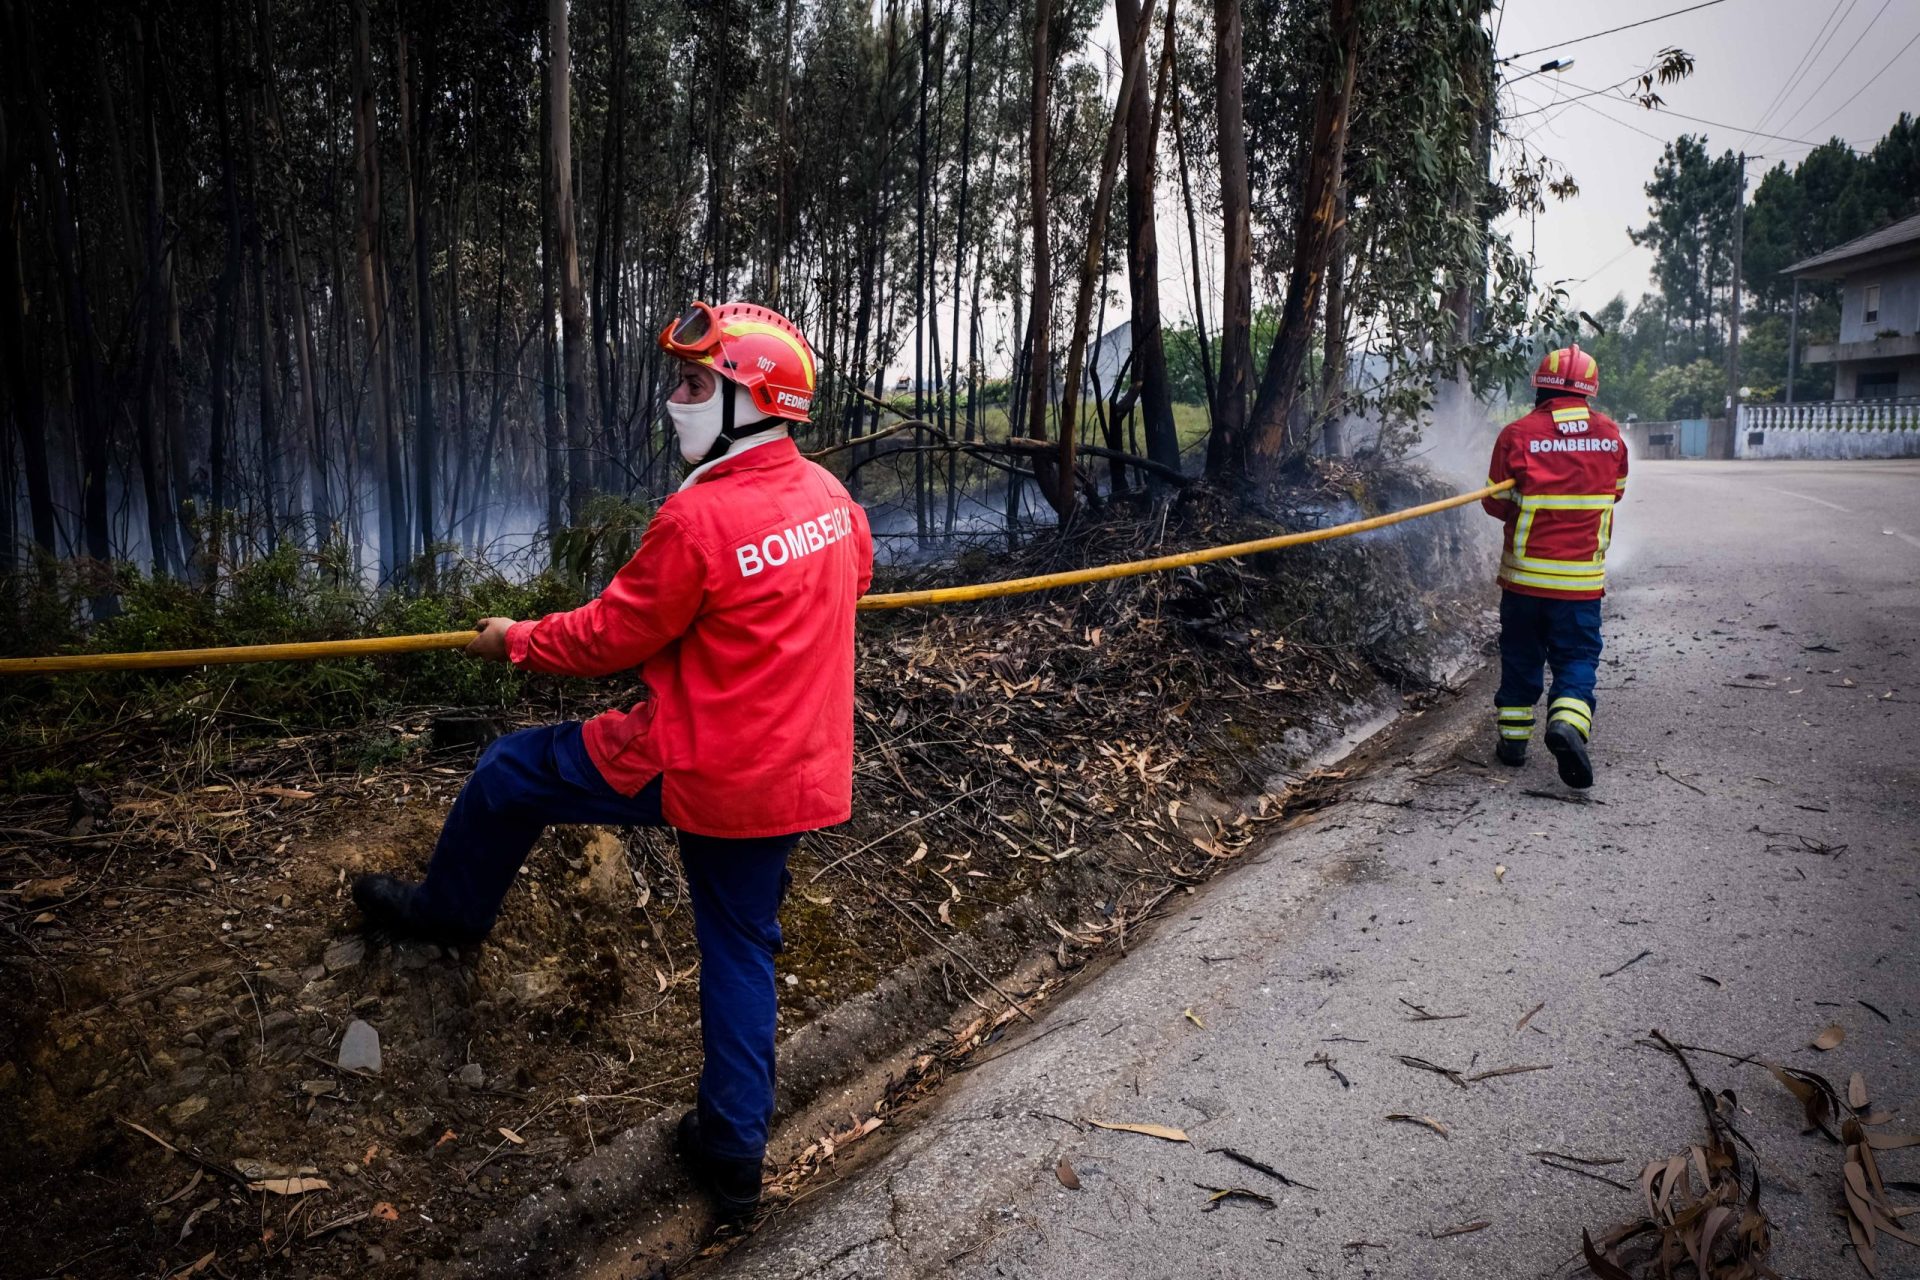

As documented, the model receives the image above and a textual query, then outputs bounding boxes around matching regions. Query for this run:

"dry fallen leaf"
[435,1130,458,1148]
[1850,1073,1870,1111]
[371,1202,399,1222]
[1813,1024,1846,1051]
[1387,1113,1450,1139]
[258,786,316,801]
[1494,863,1507,884]
[17,875,76,906]
[1087,1119,1189,1143]
[1183,1007,1207,1030]
[249,1177,331,1196]
[1055,1158,1081,1190]
[905,840,928,866]
[497,1127,524,1146]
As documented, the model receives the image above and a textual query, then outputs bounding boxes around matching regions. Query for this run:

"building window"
[1863,283,1880,324]
[1857,371,1898,400]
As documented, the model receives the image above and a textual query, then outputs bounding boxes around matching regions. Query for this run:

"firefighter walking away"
[1481,343,1628,789]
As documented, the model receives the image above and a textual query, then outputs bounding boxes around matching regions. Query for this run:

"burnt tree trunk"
[1118,0,1178,480]
[1245,0,1358,475]
[1023,0,1053,464]
[548,0,589,525]
[1206,0,1251,482]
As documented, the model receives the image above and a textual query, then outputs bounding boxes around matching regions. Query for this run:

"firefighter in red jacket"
[352,301,874,1216]
[1482,343,1628,789]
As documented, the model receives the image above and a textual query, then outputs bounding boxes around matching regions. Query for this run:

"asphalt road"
[713,459,1920,1280]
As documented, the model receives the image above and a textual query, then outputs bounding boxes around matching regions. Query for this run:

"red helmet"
[1532,343,1599,397]
[658,301,817,423]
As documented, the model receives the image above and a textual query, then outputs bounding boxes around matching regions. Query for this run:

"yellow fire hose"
[0,480,1511,676]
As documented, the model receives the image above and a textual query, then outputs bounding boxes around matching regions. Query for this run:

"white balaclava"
[667,378,764,466]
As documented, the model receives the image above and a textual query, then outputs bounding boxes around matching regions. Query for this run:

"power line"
[1750,0,1858,137]
[1741,0,1847,145]
[1562,79,1863,151]
[1503,74,1640,120]
[1777,0,1891,137]
[1568,96,1671,144]
[1802,24,1920,133]
[1497,0,1733,64]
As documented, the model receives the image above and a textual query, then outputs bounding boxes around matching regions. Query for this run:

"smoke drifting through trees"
[2,0,1558,612]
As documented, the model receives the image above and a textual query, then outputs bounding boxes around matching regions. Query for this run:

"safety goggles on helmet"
[659,301,724,360]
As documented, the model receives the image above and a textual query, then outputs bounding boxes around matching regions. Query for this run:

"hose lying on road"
[0,480,1512,675]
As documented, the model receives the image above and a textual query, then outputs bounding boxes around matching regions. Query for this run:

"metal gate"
[1678,418,1709,458]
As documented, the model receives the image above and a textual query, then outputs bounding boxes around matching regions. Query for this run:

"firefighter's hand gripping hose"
[0,481,1513,676]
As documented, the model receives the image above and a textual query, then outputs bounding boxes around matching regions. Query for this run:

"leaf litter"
[1581,1029,1920,1278]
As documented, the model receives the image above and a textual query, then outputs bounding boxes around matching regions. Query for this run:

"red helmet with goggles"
[658,301,817,423]
[1532,343,1599,398]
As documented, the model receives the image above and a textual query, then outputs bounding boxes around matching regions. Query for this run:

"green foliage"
[1,546,589,758]
[1647,358,1725,420]
[549,495,660,595]
[1630,135,1740,364]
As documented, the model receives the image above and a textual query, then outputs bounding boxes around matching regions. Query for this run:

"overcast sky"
[1494,0,1920,313]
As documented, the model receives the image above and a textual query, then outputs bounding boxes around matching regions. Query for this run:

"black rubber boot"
[1495,739,1528,767]
[1543,721,1594,790]
[350,874,486,946]
[676,1109,764,1219]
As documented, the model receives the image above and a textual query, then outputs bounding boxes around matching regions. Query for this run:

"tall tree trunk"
[914,0,932,543]
[946,0,977,534]
[1319,177,1349,457]
[1168,30,1216,431]
[1054,0,1157,518]
[1119,0,1178,479]
[539,24,563,538]
[1023,0,1053,455]
[350,0,404,578]
[1245,0,1358,474]
[1206,0,1251,481]
[400,24,437,583]
[23,12,113,604]
[0,77,58,560]
[255,0,328,547]
[243,68,283,551]
[592,0,627,492]
[132,12,176,575]
[548,0,589,525]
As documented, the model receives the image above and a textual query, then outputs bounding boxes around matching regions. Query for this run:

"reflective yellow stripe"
[721,320,818,389]
[1500,726,1533,740]
[1550,697,1591,714]
[1516,493,1616,510]
[1497,706,1535,720]
[1551,407,1590,423]
[1501,553,1604,580]
[1500,568,1605,593]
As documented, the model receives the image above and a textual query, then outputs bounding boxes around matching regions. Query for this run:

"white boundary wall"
[1736,399,1920,460]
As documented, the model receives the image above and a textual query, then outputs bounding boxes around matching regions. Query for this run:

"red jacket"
[1482,396,1629,600]
[506,438,874,837]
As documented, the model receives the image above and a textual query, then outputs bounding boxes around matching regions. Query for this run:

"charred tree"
[1245,0,1359,476]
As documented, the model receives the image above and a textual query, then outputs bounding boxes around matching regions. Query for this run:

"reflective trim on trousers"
[1499,568,1607,594]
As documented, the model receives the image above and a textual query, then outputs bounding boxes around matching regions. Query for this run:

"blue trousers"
[414,723,798,1163]
[1494,591,1602,743]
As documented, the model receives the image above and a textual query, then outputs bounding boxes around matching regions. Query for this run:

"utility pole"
[1786,276,1800,405]
[1726,151,1746,422]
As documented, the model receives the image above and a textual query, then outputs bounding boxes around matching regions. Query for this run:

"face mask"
[667,378,730,464]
